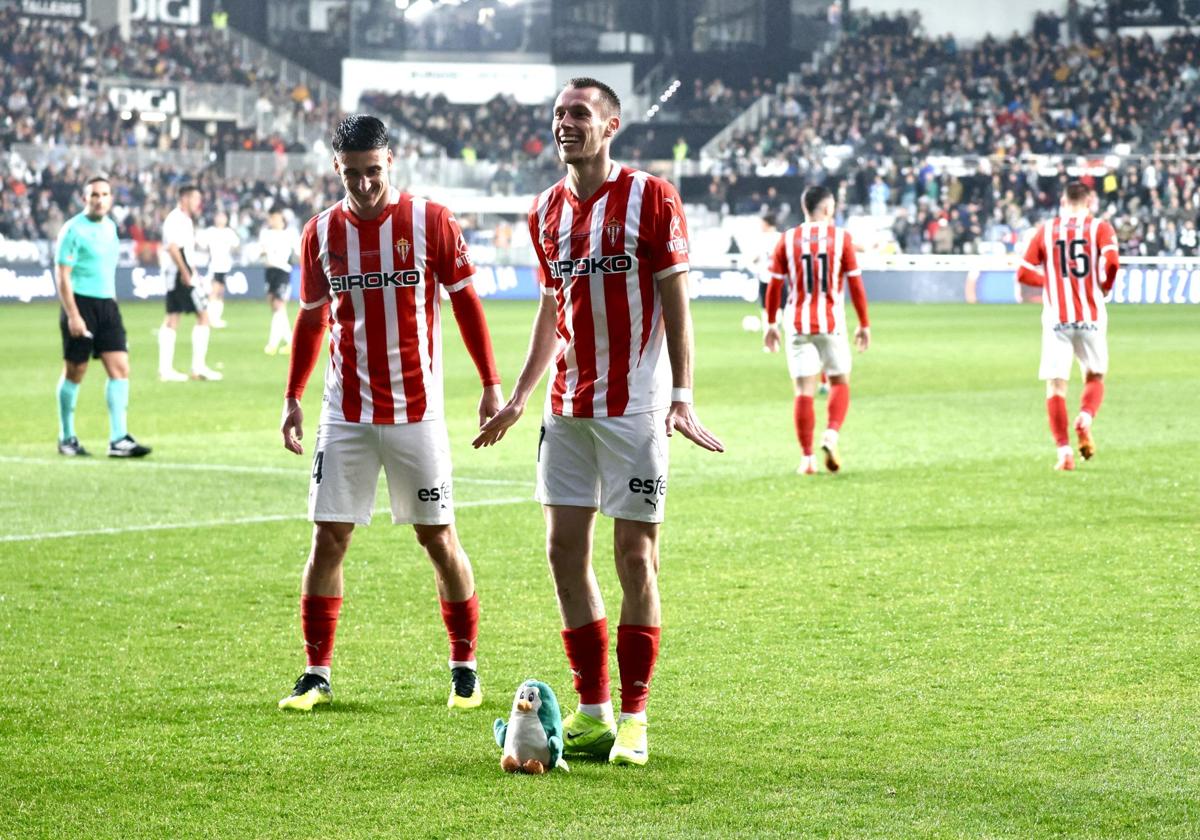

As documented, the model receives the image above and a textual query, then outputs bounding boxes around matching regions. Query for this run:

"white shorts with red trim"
[1039,320,1108,381]
[785,330,852,379]
[308,419,454,525]
[535,409,668,524]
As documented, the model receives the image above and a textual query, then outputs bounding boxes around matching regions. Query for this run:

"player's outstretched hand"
[281,398,305,455]
[763,325,781,353]
[478,384,504,429]
[855,326,870,352]
[666,402,725,453]
[472,397,524,448]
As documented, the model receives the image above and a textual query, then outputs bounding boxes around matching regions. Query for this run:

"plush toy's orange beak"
[517,700,532,712]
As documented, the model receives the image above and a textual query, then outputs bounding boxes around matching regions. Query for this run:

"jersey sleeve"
[842,231,861,279]
[432,206,476,292]
[528,204,558,297]
[1097,221,1119,258]
[1017,226,1046,287]
[298,219,330,310]
[768,234,788,280]
[645,178,690,281]
[54,221,79,267]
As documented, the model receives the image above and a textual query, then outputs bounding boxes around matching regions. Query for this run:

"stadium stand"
[3,5,1198,258]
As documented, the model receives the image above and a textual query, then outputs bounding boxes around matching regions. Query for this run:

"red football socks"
[440,592,480,663]
[794,395,815,455]
[827,383,849,430]
[561,618,610,705]
[617,624,661,715]
[300,594,343,667]
[1046,395,1070,446]
[1081,380,1105,418]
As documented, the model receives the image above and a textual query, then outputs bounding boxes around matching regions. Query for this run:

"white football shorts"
[1039,320,1108,380]
[535,409,669,524]
[308,419,454,526]
[785,330,852,379]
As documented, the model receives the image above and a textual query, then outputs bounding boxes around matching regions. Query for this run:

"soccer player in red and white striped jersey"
[276,115,503,712]
[1017,181,1119,470]
[473,77,724,766]
[763,186,870,475]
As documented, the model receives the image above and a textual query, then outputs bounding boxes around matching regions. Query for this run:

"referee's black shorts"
[61,294,127,363]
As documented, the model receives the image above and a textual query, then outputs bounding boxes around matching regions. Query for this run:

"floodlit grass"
[1,299,1197,839]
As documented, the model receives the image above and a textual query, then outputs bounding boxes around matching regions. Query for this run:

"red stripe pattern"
[1022,214,1114,325]
[769,223,860,335]
[297,189,477,424]
[529,165,690,418]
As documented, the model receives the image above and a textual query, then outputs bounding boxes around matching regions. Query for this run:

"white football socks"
[268,308,290,349]
[191,324,210,371]
[158,325,176,374]
[580,700,614,723]
[618,710,647,724]
[448,659,477,671]
[304,665,331,682]
[208,297,225,324]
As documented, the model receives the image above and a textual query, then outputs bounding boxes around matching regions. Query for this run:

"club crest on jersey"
[396,237,411,263]
[605,218,623,246]
[542,228,558,253]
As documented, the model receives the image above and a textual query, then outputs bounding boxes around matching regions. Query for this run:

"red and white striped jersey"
[298,188,476,424]
[1021,215,1118,324]
[529,164,690,418]
[769,223,861,335]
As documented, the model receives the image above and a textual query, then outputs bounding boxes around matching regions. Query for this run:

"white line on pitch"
[0,456,528,486]
[0,497,531,543]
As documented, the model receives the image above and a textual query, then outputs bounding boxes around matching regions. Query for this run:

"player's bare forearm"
[472,296,557,448]
[660,271,724,453]
[660,271,695,389]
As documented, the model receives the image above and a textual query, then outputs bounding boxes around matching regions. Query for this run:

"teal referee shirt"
[55,213,120,299]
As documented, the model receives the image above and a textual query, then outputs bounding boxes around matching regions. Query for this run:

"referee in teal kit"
[55,176,151,458]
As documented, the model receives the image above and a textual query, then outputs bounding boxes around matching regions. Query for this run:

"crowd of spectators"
[0,151,346,260]
[710,20,1200,180]
[361,91,552,164]
[699,11,1200,256]
[0,8,336,154]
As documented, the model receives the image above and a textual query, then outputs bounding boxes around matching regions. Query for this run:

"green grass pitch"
[1,298,1197,839]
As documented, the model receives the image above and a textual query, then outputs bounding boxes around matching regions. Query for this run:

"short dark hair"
[566,77,621,116]
[761,212,777,228]
[1064,181,1093,204]
[84,175,110,188]
[179,184,200,199]
[802,185,833,216]
[333,114,390,153]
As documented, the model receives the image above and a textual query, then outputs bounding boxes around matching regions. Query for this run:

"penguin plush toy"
[494,679,570,774]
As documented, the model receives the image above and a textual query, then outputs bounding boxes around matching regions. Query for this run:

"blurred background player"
[764,185,870,475]
[157,185,222,381]
[473,78,724,767]
[1017,181,1119,471]
[54,176,150,459]
[277,115,503,714]
[198,210,239,329]
[752,212,779,347]
[258,207,301,355]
